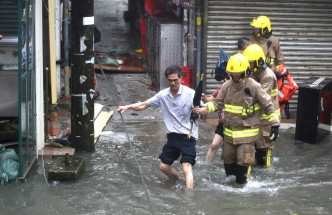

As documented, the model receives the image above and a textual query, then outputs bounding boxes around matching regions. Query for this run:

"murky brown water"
[1,124,332,215]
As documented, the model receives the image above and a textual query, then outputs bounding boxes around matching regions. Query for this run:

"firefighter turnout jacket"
[249,34,284,73]
[250,67,280,125]
[251,67,280,150]
[206,78,280,145]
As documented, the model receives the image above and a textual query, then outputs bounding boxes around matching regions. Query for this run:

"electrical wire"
[41,148,50,185]
[119,112,155,215]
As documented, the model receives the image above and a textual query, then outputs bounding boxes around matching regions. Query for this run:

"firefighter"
[243,44,280,169]
[249,15,284,73]
[193,53,280,185]
[203,38,251,163]
[237,37,251,53]
[249,16,298,116]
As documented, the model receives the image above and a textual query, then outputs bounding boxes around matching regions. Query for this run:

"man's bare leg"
[182,162,194,189]
[159,161,183,180]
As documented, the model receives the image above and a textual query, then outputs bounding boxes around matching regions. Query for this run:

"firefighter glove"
[269,126,279,141]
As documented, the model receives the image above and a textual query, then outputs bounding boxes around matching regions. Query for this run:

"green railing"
[18,0,36,178]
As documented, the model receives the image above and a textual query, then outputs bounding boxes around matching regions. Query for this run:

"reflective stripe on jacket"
[207,78,280,144]
[251,67,280,125]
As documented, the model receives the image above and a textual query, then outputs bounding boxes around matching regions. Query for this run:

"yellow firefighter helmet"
[226,53,250,82]
[243,44,267,69]
[250,16,271,36]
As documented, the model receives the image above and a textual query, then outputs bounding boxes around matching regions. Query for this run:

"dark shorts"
[215,122,224,137]
[159,133,196,166]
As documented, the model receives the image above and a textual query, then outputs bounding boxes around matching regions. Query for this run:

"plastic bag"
[0,159,19,185]
[0,144,5,152]
[100,58,119,67]
[107,48,130,55]
[0,144,19,163]
[54,127,71,146]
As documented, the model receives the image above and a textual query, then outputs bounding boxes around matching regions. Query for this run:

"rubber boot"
[224,163,236,176]
[235,164,248,184]
[255,148,266,167]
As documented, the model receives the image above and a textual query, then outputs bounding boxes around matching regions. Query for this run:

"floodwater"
[1,0,331,214]
[1,122,332,215]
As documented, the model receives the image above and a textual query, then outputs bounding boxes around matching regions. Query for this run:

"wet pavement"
[1,0,332,214]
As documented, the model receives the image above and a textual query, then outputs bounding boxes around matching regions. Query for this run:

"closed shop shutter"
[205,0,332,111]
[0,0,18,36]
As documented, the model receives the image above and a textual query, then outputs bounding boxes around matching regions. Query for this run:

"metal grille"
[0,0,18,36]
[205,0,332,112]
[146,16,184,91]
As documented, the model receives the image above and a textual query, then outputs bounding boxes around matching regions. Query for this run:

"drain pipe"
[195,11,202,88]
[174,0,181,18]
[63,0,70,96]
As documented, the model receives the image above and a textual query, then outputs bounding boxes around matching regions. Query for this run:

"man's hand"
[117,105,128,113]
[201,93,214,102]
[201,93,206,101]
[193,106,208,115]
[270,126,279,141]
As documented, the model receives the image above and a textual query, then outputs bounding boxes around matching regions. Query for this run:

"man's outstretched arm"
[117,102,149,113]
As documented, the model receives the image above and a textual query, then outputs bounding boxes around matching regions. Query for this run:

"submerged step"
[48,155,84,181]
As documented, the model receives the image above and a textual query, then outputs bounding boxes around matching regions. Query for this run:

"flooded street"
[1,99,332,214]
[1,0,332,214]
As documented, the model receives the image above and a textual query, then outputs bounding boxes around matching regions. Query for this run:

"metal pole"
[63,0,70,96]
[44,67,49,141]
[195,11,202,88]
[71,0,95,152]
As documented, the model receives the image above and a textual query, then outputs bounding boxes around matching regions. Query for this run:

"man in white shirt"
[117,65,198,190]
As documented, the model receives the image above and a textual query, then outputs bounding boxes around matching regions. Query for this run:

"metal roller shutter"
[205,0,332,112]
[0,0,18,36]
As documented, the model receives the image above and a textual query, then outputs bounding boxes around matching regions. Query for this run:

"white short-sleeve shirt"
[146,85,199,139]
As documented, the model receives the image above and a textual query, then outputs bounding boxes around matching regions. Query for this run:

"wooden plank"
[94,103,104,119]
[94,53,146,72]
[48,0,57,104]
[38,146,75,157]
[95,64,146,72]
[94,111,113,143]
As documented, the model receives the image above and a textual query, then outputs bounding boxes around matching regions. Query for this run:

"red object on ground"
[148,81,156,90]
[48,128,61,136]
[59,96,71,103]
[145,0,166,16]
[140,18,147,59]
[180,66,191,88]
[0,35,3,40]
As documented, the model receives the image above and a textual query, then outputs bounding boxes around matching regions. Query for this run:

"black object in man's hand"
[270,126,279,141]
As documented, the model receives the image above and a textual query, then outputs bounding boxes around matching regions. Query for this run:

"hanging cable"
[41,148,50,185]
[94,52,109,84]
[119,112,156,215]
